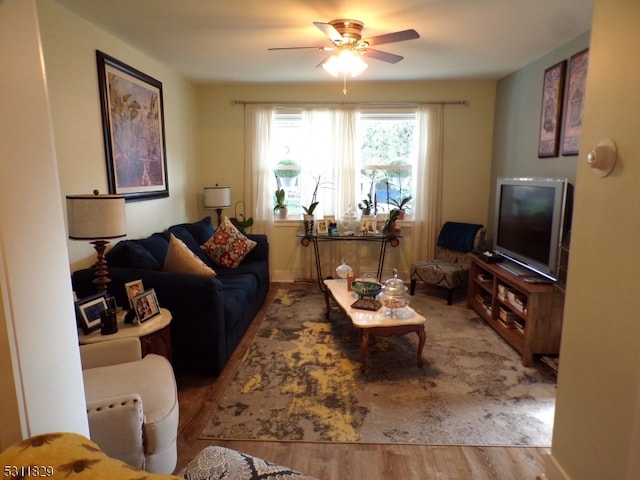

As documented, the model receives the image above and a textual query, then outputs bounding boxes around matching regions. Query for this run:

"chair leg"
[447,288,454,305]
[410,279,416,295]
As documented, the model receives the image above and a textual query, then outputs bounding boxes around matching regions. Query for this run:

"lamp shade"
[204,186,231,209]
[66,193,126,240]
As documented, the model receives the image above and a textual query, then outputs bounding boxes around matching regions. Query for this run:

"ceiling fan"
[268,19,420,72]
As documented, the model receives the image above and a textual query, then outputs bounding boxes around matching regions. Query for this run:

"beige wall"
[196,81,496,280]
[547,0,640,478]
[38,0,200,271]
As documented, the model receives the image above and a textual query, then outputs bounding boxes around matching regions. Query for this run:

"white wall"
[546,0,640,478]
[0,0,89,449]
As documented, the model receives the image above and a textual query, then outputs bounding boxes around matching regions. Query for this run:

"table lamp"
[66,190,126,293]
[204,185,231,226]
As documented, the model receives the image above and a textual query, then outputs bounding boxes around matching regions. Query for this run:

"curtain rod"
[232,100,468,106]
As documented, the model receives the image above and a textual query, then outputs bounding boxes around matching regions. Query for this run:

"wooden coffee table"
[323,279,426,372]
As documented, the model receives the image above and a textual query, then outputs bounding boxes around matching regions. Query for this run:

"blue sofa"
[72,217,269,376]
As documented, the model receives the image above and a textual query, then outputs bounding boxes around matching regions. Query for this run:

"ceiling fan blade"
[313,21,343,43]
[365,29,420,46]
[363,48,404,64]
[268,46,328,51]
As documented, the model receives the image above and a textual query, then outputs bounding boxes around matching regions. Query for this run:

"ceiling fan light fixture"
[322,48,368,77]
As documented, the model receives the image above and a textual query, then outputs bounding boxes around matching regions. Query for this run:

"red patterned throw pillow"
[201,216,257,268]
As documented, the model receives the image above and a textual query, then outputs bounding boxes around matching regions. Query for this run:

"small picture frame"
[316,219,329,235]
[363,219,377,234]
[360,215,374,232]
[131,288,160,324]
[125,279,145,308]
[75,292,108,334]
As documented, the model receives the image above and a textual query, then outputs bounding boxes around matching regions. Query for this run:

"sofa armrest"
[80,337,142,369]
[86,393,145,470]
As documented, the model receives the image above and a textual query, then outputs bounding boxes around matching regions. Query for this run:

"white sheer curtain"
[245,104,274,237]
[245,103,443,261]
[411,104,444,261]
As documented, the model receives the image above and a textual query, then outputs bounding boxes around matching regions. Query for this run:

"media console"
[467,255,563,366]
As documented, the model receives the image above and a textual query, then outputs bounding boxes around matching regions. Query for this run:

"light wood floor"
[174,283,550,479]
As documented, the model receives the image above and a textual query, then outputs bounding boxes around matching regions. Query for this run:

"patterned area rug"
[200,286,556,446]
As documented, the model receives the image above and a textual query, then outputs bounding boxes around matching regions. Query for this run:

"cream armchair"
[80,337,179,474]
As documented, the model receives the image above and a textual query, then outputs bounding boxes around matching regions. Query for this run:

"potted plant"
[358,193,375,216]
[302,175,326,235]
[382,208,402,236]
[273,188,288,219]
[389,195,412,219]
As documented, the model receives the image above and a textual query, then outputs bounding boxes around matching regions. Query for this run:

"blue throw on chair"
[410,222,485,305]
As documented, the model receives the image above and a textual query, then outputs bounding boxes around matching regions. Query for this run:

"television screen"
[496,185,555,265]
[493,177,571,280]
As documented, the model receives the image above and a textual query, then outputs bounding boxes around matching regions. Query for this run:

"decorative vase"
[303,214,314,236]
[277,206,288,219]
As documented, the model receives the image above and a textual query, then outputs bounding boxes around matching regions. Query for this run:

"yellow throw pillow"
[201,216,257,268]
[163,233,216,277]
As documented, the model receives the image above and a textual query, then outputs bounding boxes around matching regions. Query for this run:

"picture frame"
[359,215,374,232]
[96,50,169,201]
[538,60,566,158]
[75,292,108,335]
[131,288,161,324]
[561,49,589,156]
[363,219,377,234]
[316,219,329,235]
[125,279,144,308]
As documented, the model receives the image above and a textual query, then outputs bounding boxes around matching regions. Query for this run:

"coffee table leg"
[416,325,426,368]
[360,329,369,373]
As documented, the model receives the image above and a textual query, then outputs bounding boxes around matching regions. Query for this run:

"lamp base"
[91,240,112,293]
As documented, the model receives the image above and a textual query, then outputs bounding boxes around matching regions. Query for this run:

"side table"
[78,307,173,362]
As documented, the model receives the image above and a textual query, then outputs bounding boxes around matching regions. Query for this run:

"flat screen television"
[493,177,573,281]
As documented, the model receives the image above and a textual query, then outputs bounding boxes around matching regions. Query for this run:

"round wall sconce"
[586,138,617,177]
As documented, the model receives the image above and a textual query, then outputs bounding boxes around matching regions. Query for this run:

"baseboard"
[543,451,572,480]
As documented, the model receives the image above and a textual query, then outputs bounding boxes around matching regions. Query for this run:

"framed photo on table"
[96,50,169,201]
[537,60,566,158]
[125,279,144,308]
[131,288,161,324]
[75,292,108,334]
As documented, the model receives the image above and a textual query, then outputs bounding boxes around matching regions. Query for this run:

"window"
[270,108,417,219]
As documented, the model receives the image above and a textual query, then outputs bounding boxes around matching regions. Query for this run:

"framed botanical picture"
[96,50,169,201]
[538,60,566,158]
[125,279,144,308]
[131,288,161,324]
[561,49,589,156]
[75,292,108,335]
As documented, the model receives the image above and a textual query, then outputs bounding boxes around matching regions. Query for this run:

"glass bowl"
[351,280,383,299]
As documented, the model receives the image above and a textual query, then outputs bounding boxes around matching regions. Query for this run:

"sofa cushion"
[137,232,170,266]
[163,233,216,277]
[172,216,215,245]
[201,216,257,268]
[167,225,212,266]
[106,240,161,270]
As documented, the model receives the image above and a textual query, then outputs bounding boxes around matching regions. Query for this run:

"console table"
[297,232,401,291]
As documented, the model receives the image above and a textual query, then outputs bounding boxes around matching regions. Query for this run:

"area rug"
[200,286,556,446]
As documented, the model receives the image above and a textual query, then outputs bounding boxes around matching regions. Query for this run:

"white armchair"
[80,337,179,474]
